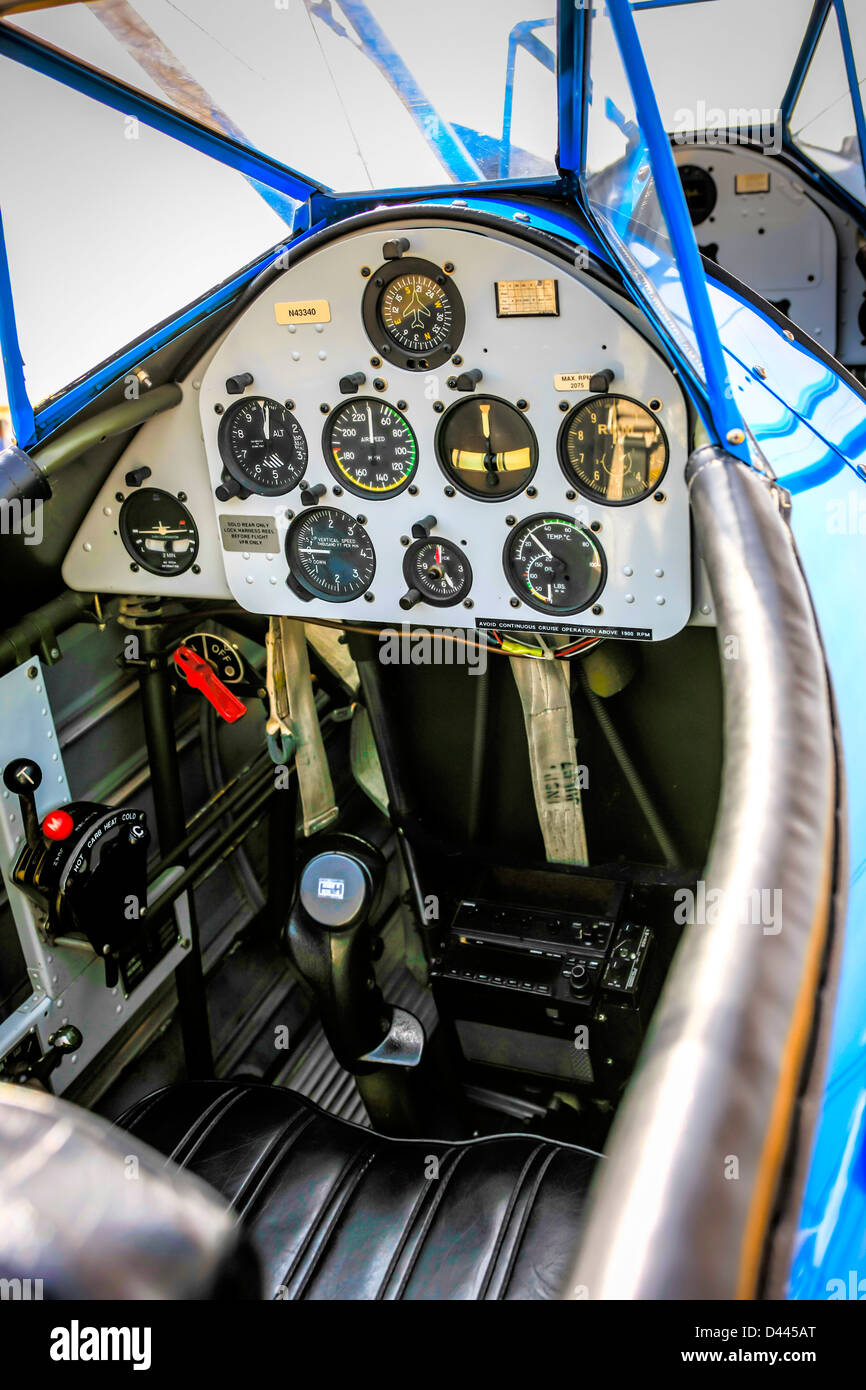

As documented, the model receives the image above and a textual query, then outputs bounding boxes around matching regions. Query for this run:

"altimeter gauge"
[218,396,308,496]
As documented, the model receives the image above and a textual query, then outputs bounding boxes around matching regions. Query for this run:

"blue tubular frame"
[0,206,34,447]
[602,0,750,463]
[831,0,866,188]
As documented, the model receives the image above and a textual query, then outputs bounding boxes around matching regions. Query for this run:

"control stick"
[284,836,425,1126]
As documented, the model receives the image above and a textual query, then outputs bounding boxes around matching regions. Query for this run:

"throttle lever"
[173,644,247,723]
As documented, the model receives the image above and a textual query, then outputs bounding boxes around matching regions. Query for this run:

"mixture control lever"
[5,1024,83,1089]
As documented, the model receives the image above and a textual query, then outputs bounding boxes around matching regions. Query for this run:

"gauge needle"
[479,402,491,441]
[531,532,553,558]
[368,404,374,444]
[263,404,270,441]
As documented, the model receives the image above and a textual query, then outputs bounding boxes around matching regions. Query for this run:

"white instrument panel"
[198,220,691,642]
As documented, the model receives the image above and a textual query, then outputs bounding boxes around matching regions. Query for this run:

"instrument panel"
[65,217,694,641]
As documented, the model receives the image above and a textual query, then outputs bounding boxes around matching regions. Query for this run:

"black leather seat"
[118,1079,599,1300]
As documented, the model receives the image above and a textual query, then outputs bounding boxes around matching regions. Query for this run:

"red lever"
[172,645,247,723]
[43,808,74,841]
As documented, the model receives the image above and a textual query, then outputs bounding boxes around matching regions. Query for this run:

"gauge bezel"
[556,393,669,507]
[402,535,473,607]
[217,396,308,496]
[435,394,539,502]
[678,163,717,227]
[361,256,465,370]
[502,512,607,615]
[119,488,199,577]
[284,506,376,604]
[322,396,419,499]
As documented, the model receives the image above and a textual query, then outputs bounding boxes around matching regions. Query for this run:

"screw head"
[360,266,371,277]
[559,400,570,412]
[726,428,746,445]
[433,401,444,413]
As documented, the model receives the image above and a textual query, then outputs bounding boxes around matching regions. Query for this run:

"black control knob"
[589,368,615,392]
[7,1023,83,1088]
[225,372,254,394]
[215,476,244,501]
[410,514,437,539]
[383,237,410,260]
[454,368,482,392]
[300,482,327,507]
[569,962,590,995]
[339,371,366,394]
[3,758,43,848]
[124,466,152,488]
[399,588,422,611]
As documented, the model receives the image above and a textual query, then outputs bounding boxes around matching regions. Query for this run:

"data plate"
[274,298,331,324]
[219,515,280,553]
[495,278,559,317]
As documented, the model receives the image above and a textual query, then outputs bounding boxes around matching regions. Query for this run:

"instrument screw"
[400,535,410,546]
[320,402,330,413]
[192,564,201,575]
[214,403,223,414]
[364,593,375,602]
[526,486,537,498]
[357,514,367,524]
[559,400,570,412]
[370,356,382,367]
[649,398,662,411]
[517,398,528,410]
[510,598,521,608]
[360,266,371,277]
[115,493,125,503]
[590,520,601,532]
[397,399,408,410]
[332,485,343,496]
[452,355,463,366]
[374,277,384,288]
[505,514,517,525]
[177,491,187,502]
[592,605,603,615]
[373,378,386,391]
[447,376,457,389]
[566,489,576,500]
[408,484,418,495]
[433,401,444,413]
[653,491,666,503]
[444,486,455,497]
[285,399,295,409]
[463,598,474,609]
[443,262,455,273]
[130,563,139,573]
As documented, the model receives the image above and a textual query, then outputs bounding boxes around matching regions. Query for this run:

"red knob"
[42,808,74,841]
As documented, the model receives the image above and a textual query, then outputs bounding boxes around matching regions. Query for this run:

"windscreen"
[582,6,705,383]
[790,3,866,206]
[5,0,559,191]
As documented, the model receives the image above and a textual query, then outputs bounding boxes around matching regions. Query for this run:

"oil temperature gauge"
[119,488,199,576]
[401,536,472,609]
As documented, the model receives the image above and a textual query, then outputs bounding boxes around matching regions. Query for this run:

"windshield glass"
[636,0,815,139]
[582,6,705,382]
[790,3,866,206]
[6,0,559,191]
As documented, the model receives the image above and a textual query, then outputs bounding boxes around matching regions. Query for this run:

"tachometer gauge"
[504,515,606,614]
[285,507,375,603]
[119,489,199,576]
[437,397,538,500]
[402,536,472,608]
[218,396,308,495]
[323,398,418,498]
[557,394,668,505]
[362,257,465,369]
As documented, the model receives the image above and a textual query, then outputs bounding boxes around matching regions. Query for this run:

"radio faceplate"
[431,894,657,1090]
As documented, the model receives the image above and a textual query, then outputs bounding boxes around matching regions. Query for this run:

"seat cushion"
[118,1080,599,1300]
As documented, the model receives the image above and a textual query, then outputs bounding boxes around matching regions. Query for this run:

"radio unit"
[430,893,660,1092]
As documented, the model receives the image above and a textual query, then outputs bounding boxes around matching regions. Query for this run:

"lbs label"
[274,299,331,324]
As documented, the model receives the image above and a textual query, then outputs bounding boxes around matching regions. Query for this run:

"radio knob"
[569,962,590,994]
